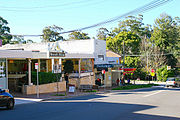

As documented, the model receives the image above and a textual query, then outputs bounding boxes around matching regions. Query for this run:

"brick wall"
[23,81,66,95]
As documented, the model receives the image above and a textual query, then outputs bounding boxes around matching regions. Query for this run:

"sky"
[0,0,179,42]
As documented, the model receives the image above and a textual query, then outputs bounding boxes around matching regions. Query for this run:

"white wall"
[94,39,107,64]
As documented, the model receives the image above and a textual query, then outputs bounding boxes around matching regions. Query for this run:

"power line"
[10,0,173,37]
[0,0,90,9]
[0,0,107,11]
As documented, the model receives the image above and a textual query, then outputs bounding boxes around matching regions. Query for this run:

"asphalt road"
[1,86,180,120]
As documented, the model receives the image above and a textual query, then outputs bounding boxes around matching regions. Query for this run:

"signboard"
[151,69,155,73]
[102,70,105,74]
[167,66,171,70]
[49,52,65,57]
[53,64,61,73]
[94,64,113,68]
[35,63,38,69]
[151,72,155,76]
[119,68,136,72]
[0,58,7,89]
[69,85,75,93]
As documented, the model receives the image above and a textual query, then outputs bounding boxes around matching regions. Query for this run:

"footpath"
[14,82,165,105]
[14,88,109,105]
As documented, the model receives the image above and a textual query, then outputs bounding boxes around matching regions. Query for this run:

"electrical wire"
[0,0,91,9]
[10,0,173,37]
[0,0,107,11]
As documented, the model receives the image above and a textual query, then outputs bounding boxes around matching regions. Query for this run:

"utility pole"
[122,40,125,80]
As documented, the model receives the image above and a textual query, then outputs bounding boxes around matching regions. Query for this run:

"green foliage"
[0,16,12,45]
[31,72,61,85]
[63,60,74,73]
[150,13,179,68]
[106,31,141,54]
[42,25,64,42]
[156,65,175,82]
[123,56,147,79]
[112,15,151,37]
[68,31,90,40]
[112,84,157,90]
[96,27,109,40]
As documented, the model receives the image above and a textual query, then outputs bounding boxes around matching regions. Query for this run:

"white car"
[166,77,180,87]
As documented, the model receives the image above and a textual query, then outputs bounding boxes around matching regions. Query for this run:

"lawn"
[112,84,159,90]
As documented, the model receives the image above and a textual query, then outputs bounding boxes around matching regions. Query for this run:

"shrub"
[156,65,175,82]
[31,72,61,85]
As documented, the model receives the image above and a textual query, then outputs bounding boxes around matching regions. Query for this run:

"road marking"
[143,90,164,97]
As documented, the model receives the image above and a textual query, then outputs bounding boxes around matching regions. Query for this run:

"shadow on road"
[0,93,180,120]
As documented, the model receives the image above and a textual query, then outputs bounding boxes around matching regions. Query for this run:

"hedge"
[31,72,61,85]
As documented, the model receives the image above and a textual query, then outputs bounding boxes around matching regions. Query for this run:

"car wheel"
[6,99,14,110]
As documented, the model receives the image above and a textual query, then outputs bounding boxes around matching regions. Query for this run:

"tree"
[63,60,74,73]
[68,31,90,40]
[112,15,151,37]
[150,13,179,68]
[96,27,109,40]
[106,31,141,55]
[26,39,34,43]
[11,35,26,44]
[156,65,175,81]
[42,25,63,42]
[0,16,12,45]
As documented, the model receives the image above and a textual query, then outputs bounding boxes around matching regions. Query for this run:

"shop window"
[81,59,93,73]
[98,55,104,61]
[8,60,27,74]
[40,59,47,72]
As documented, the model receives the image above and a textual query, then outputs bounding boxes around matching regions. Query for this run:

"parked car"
[166,77,180,87]
[0,89,14,109]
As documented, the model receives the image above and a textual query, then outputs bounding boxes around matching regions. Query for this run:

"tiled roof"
[106,50,121,57]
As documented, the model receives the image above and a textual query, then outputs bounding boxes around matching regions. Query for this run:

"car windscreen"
[167,78,175,81]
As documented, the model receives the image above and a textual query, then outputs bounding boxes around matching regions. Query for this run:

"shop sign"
[49,52,65,57]
[113,64,122,67]
[94,64,113,68]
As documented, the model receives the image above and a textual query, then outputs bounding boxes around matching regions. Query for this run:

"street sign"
[151,72,155,76]
[102,69,105,74]
[35,63,38,69]
[151,69,155,73]
[167,66,171,70]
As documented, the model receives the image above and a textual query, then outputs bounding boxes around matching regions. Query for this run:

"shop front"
[64,58,94,87]
[0,50,33,92]
[8,59,28,92]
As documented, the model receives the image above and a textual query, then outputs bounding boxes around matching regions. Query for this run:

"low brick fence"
[22,81,66,95]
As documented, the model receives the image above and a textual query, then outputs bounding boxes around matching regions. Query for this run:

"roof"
[106,50,121,57]
[0,50,32,58]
